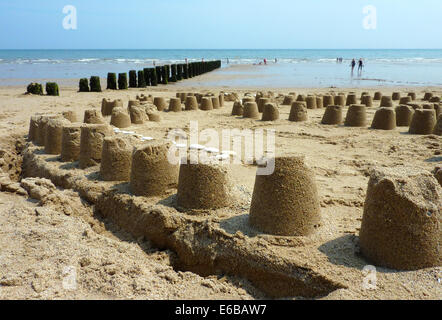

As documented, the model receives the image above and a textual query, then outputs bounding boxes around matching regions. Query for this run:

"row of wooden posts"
[79,60,222,92]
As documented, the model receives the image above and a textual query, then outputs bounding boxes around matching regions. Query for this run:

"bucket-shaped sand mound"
[243,102,260,119]
[200,97,213,111]
[261,103,279,121]
[249,156,321,236]
[333,95,345,107]
[282,95,295,106]
[258,98,271,113]
[231,101,244,116]
[346,93,357,106]
[323,95,334,108]
[381,96,393,108]
[306,96,317,109]
[100,136,133,181]
[84,109,104,124]
[395,105,414,127]
[79,124,114,169]
[36,115,62,146]
[61,124,82,162]
[153,97,167,111]
[371,108,396,130]
[399,96,412,105]
[321,105,343,125]
[392,92,401,101]
[344,104,367,127]
[110,107,131,128]
[177,160,233,209]
[101,99,123,117]
[433,115,442,135]
[316,96,323,108]
[361,95,373,107]
[423,92,433,101]
[29,115,42,143]
[211,97,220,109]
[44,118,70,155]
[408,92,416,100]
[129,140,179,196]
[129,105,148,124]
[374,92,382,101]
[359,166,441,270]
[289,102,308,122]
[168,98,182,112]
[409,109,437,135]
[185,96,199,111]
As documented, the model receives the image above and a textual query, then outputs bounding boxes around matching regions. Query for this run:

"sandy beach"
[0,65,440,300]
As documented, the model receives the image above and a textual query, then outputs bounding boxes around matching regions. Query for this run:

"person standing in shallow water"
[351,59,356,76]
[358,58,364,75]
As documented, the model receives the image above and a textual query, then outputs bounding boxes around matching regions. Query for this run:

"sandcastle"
[168,98,182,112]
[79,124,114,169]
[101,99,123,116]
[374,92,382,101]
[434,115,442,135]
[28,115,42,142]
[110,107,131,128]
[153,97,167,111]
[380,96,393,108]
[282,95,295,106]
[305,96,317,109]
[296,94,306,102]
[321,105,343,125]
[344,104,367,127]
[219,93,224,107]
[371,108,396,130]
[243,102,260,119]
[84,109,104,124]
[346,93,357,106]
[36,115,62,146]
[289,102,308,122]
[395,105,414,127]
[409,109,437,135]
[423,92,433,101]
[61,124,82,162]
[258,98,271,113]
[359,166,441,270]
[322,95,334,108]
[231,101,244,116]
[261,103,280,121]
[316,96,323,108]
[429,96,440,103]
[146,110,162,122]
[361,95,373,107]
[129,105,148,124]
[44,118,70,155]
[177,159,234,209]
[392,92,401,101]
[211,96,220,109]
[185,96,199,111]
[129,140,179,196]
[408,92,416,100]
[62,110,77,123]
[333,95,345,107]
[399,96,412,105]
[200,97,213,111]
[249,156,321,236]
[100,136,133,181]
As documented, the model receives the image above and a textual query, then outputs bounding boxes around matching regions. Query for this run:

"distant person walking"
[358,58,364,75]
[264,58,267,65]
[351,59,356,75]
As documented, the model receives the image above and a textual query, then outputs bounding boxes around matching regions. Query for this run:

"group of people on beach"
[337,57,364,75]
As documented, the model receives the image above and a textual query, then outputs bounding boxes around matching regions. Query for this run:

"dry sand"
[0,70,441,300]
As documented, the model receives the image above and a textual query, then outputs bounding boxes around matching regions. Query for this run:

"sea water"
[1,49,442,87]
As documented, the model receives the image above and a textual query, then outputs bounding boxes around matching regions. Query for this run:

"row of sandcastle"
[26,110,441,272]
[229,91,442,135]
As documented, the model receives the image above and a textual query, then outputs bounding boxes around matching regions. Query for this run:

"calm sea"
[1,49,442,87]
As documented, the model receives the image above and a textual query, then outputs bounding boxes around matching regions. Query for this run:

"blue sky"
[0,0,441,49]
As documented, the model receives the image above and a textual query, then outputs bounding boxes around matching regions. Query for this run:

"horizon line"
[1,48,442,51]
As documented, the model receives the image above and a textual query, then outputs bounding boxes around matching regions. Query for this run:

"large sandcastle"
[231,101,244,116]
[110,107,131,128]
[185,96,199,111]
[79,124,114,169]
[243,102,260,119]
[129,140,179,196]
[289,102,308,122]
[177,159,234,210]
[261,103,279,121]
[321,105,343,125]
[83,109,104,124]
[395,105,414,127]
[100,136,133,181]
[359,166,441,270]
[371,108,396,130]
[344,104,367,127]
[409,109,437,135]
[249,156,321,236]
